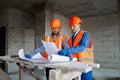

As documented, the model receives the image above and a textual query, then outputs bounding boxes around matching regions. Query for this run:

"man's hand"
[68,54,73,61]
[58,49,73,61]
[25,54,32,59]
[58,49,69,56]
[44,51,49,59]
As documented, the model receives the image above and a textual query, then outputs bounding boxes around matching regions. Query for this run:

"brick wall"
[0,8,9,27]
[8,7,35,55]
[45,8,53,35]
[7,7,35,73]
[0,8,9,57]
[82,14,120,69]
[35,3,45,47]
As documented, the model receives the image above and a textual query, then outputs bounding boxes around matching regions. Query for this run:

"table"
[0,56,100,80]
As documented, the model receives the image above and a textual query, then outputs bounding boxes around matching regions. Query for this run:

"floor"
[0,68,120,80]
[93,68,120,80]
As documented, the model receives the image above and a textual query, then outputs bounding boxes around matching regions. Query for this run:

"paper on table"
[48,54,77,62]
[18,49,77,62]
[41,40,59,54]
[18,40,77,62]
[18,49,48,62]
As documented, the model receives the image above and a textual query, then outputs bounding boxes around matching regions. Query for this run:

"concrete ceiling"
[0,0,119,18]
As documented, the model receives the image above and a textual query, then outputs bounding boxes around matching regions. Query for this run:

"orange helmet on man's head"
[69,16,83,27]
[50,18,62,28]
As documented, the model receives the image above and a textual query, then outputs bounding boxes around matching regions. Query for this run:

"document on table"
[18,49,48,63]
[18,40,77,62]
[41,40,59,54]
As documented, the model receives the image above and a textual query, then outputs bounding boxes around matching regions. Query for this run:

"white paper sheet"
[41,40,59,54]
[18,49,48,62]
[48,54,77,62]
[18,49,77,62]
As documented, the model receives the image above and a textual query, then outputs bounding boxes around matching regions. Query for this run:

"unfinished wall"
[35,3,46,47]
[82,14,120,70]
[0,8,9,57]
[8,7,35,55]
[7,7,35,73]
[45,4,53,36]
[0,8,9,27]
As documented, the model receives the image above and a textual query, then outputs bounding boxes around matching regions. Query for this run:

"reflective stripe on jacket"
[68,31,94,64]
[44,34,66,59]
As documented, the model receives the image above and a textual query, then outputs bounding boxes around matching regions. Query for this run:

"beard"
[52,31,60,35]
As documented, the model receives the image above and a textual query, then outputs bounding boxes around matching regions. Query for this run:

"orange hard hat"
[50,18,62,28]
[69,16,83,27]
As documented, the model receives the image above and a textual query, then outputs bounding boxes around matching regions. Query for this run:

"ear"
[78,24,81,28]
[78,23,81,26]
